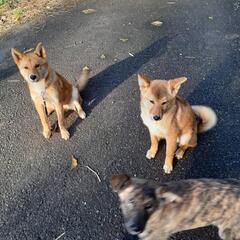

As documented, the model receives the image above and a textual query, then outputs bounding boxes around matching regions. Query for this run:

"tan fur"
[11,43,90,140]
[138,74,217,174]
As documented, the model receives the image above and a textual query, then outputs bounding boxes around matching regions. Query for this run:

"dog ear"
[155,187,182,205]
[138,73,150,90]
[34,42,47,59]
[111,174,132,193]
[168,77,187,96]
[11,48,23,64]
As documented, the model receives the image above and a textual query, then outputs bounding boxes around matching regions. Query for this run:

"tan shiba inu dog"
[138,74,217,174]
[11,43,90,140]
[111,174,240,240]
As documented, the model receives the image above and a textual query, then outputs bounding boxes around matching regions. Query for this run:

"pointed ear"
[34,42,47,59]
[11,48,23,64]
[155,187,182,205]
[138,73,150,90]
[111,174,132,193]
[168,77,187,96]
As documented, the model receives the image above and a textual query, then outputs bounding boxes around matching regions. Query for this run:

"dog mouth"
[30,79,39,83]
[126,227,143,235]
[125,223,145,235]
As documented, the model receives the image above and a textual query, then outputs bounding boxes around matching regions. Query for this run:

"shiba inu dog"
[111,174,240,240]
[11,43,90,140]
[138,74,217,174]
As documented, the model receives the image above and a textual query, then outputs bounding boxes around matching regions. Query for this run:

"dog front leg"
[146,133,159,159]
[164,134,177,174]
[55,103,70,140]
[33,99,51,138]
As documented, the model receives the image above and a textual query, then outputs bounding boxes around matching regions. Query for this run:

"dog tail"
[76,66,91,91]
[192,105,217,133]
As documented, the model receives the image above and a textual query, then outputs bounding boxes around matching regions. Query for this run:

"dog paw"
[146,150,156,159]
[163,163,173,174]
[79,110,86,119]
[43,129,51,139]
[60,129,70,140]
[175,149,184,160]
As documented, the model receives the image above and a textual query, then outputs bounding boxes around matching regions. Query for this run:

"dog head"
[111,174,182,235]
[138,74,187,121]
[11,42,49,83]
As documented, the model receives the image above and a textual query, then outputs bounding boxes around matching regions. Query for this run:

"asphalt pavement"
[0,0,240,239]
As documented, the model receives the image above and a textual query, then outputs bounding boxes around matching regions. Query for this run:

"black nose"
[127,222,142,232]
[153,115,161,121]
[30,75,37,80]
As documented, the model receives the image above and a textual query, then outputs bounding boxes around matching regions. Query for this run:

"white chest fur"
[29,81,46,100]
[141,112,167,137]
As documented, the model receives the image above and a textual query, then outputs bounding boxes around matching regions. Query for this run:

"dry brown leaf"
[151,20,163,27]
[120,38,128,42]
[82,9,96,14]
[71,155,78,170]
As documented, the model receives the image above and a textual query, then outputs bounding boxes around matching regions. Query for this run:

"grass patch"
[11,7,25,21]
[0,0,8,6]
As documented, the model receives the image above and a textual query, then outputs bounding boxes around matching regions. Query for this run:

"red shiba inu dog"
[11,42,90,140]
[138,74,217,174]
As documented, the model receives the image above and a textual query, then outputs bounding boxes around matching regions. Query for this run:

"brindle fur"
[111,174,240,240]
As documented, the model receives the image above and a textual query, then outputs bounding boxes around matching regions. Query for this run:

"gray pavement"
[0,0,240,239]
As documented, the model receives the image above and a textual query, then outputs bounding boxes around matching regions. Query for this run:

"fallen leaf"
[82,8,96,14]
[151,21,163,27]
[120,38,128,42]
[128,52,134,57]
[71,155,78,170]
[100,54,106,59]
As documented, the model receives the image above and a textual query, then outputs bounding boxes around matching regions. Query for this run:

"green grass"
[0,0,8,6]
[12,7,24,21]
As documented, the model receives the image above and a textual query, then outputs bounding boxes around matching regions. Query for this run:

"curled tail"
[192,105,217,133]
[76,66,91,91]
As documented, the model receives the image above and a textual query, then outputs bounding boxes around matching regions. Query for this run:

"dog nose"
[127,222,141,232]
[153,115,161,121]
[30,74,37,80]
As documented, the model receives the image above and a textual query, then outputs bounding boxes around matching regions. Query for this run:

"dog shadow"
[66,36,170,136]
[184,46,240,180]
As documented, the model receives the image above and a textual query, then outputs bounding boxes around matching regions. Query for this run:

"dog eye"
[35,64,40,68]
[24,66,29,69]
[162,101,167,105]
[145,202,153,210]
[149,100,154,104]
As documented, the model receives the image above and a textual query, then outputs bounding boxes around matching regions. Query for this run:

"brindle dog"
[111,174,240,240]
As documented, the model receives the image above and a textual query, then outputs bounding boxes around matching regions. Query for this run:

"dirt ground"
[0,0,82,35]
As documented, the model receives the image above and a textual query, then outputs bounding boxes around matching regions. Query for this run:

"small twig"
[54,232,65,240]
[7,79,20,82]
[85,165,101,182]
[184,56,196,59]
[88,97,97,106]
